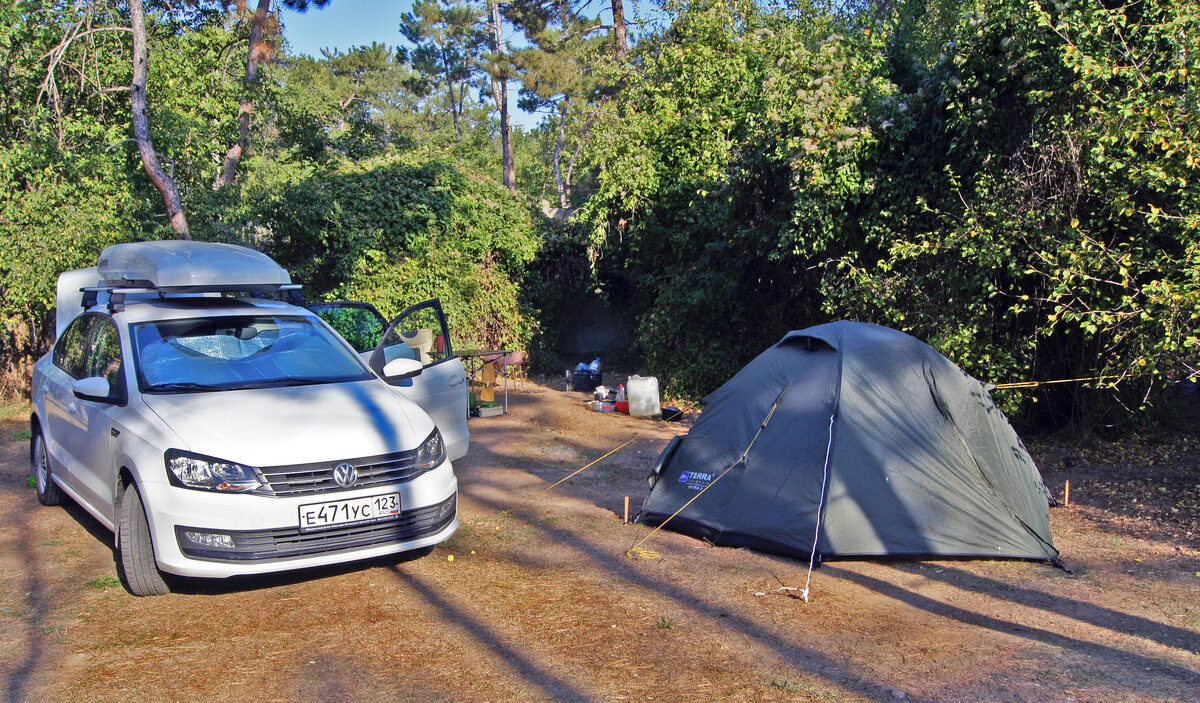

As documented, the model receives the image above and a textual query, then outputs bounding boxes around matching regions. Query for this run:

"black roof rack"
[80,283,304,313]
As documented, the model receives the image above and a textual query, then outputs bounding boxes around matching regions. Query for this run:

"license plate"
[298,493,401,532]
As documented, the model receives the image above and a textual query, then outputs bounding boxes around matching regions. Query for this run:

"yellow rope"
[498,437,639,517]
[541,437,639,493]
[625,396,784,559]
[992,373,1131,390]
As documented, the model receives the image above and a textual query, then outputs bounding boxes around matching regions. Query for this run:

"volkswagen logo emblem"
[332,462,358,488]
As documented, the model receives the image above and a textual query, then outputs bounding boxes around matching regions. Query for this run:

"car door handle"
[449,376,465,388]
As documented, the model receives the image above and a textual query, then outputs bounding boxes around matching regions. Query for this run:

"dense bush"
[251,152,542,353]
[575,0,1198,429]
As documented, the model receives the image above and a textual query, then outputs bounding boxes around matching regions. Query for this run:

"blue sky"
[280,0,546,129]
[279,0,410,59]
[278,0,665,131]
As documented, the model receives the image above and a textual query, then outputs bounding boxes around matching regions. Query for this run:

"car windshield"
[133,314,374,393]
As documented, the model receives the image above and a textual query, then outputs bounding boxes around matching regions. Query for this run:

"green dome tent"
[641,321,1058,563]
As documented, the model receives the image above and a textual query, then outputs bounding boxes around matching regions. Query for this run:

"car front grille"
[176,494,456,562]
[257,448,433,497]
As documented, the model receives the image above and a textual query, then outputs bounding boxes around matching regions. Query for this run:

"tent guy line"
[500,436,641,517]
[625,389,786,560]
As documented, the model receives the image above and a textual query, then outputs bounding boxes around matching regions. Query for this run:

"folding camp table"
[459,349,515,414]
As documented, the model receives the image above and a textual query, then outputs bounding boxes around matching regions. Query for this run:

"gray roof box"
[97,240,291,292]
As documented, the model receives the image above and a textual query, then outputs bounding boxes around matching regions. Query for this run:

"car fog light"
[439,495,457,520]
[183,530,236,549]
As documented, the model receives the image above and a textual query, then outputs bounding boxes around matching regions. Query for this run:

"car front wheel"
[32,432,64,507]
[117,482,171,596]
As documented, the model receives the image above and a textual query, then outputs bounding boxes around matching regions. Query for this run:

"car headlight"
[415,429,446,471]
[165,450,262,492]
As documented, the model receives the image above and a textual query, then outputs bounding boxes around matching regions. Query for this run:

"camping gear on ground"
[641,321,1058,563]
[568,357,602,391]
[616,401,630,414]
[660,405,684,421]
[626,375,660,417]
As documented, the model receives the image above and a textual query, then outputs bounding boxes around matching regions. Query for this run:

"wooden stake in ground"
[623,496,629,524]
[1065,479,1071,506]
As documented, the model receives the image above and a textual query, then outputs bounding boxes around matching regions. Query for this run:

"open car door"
[309,299,470,461]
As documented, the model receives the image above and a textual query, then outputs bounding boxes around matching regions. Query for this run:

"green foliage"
[825,0,1200,428]
[578,0,882,397]
[2,0,1195,433]
[0,2,150,390]
[562,0,1197,429]
[256,152,542,352]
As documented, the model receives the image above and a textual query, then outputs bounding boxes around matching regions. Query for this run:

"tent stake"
[623,496,630,524]
[1064,480,1070,506]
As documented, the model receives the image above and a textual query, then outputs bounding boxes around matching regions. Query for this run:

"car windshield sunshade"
[133,315,374,392]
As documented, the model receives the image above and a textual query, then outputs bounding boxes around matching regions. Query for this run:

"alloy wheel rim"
[35,440,48,493]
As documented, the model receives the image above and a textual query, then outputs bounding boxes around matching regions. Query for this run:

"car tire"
[116,482,171,597]
[32,432,64,507]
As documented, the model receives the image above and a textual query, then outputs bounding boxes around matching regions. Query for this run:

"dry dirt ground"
[1,380,1198,702]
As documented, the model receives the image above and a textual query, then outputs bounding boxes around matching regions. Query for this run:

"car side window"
[309,303,386,353]
[87,317,123,387]
[379,305,451,368]
[53,315,95,380]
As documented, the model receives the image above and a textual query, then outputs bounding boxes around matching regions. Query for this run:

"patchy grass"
[0,400,27,422]
[655,616,676,630]
[86,576,121,590]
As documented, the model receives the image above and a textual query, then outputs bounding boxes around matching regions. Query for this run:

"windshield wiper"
[145,381,225,393]
[237,377,341,389]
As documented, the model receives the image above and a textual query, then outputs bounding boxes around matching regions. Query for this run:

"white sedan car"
[30,241,468,595]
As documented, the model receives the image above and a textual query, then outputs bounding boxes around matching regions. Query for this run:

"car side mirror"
[381,357,424,380]
[72,376,119,404]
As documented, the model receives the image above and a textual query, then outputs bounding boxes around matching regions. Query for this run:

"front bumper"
[140,460,458,578]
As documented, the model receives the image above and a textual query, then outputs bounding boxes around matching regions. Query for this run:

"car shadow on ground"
[163,547,435,596]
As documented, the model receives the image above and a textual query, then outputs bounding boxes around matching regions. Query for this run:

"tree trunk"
[553,102,569,209]
[443,45,462,146]
[565,103,601,203]
[611,0,627,61]
[130,0,190,238]
[217,0,271,189]
[488,0,515,191]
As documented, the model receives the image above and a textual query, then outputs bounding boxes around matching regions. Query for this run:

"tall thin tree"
[130,0,190,238]
[487,0,516,190]
[218,0,331,189]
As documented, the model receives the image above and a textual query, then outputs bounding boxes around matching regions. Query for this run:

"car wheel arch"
[117,467,136,499]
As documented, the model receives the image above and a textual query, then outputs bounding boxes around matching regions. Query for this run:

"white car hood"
[142,380,434,467]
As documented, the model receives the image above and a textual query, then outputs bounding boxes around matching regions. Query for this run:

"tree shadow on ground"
[447,492,904,702]
[882,561,1200,654]
[822,563,1200,688]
